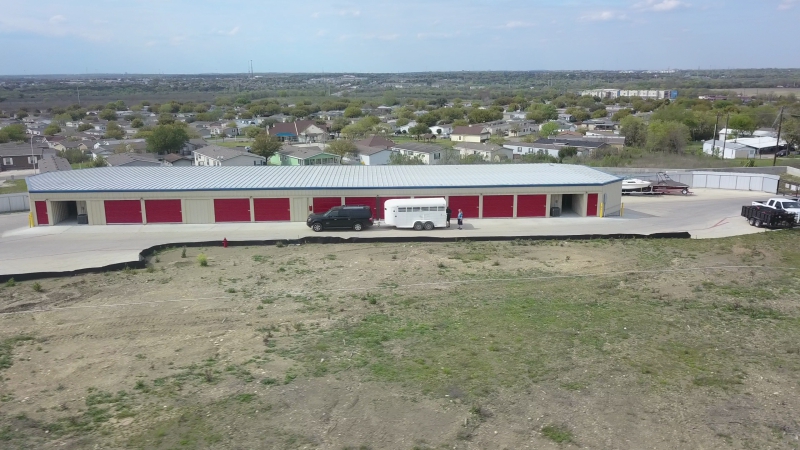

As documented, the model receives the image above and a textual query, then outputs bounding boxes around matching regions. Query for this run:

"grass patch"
[196,253,208,267]
[0,335,35,371]
[0,179,27,195]
[541,424,575,444]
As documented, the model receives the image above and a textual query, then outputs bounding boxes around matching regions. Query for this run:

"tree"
[468,108,503,124]
[646,120,690,154]
[409,123,431,139]
[326,139,358,164]
[344,106,363,118]
[620,116,647,148]
[591,109,608,119]
[15,110,28,120]
[59,148,89,164]
[489,134,506,146]
[452,119,469,127]
[131,118,145,129]
[611,109,632,122]
[728,114,757,138]
[395,118,410,127]
[565,107,589,122]
[243,126,262,139]
[782,117,800,150]
[525,103,558,122]
[99,109,118,121]
[104,121,125,139]
[158,114,175,125]
[330,117,349,134]
[0,130,8,143]
[250,132,282,161]
[44,123,62,135]
[145,123,190,154]
[54,113,73,125]
[539,122,559,138]
[1,124,26,141]
[557,146,579,162]
[90,156,108,168]
[390,152,425,165]
[77,123,94,132]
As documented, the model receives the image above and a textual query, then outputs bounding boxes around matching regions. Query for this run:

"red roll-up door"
[312,197,342,214]
[145,199,182,223]
[447,195,479,218]
[35,201,49,226]
[587,193,599,217]
[254,198,290,221]
[517,195,547,217]
[344,196,378,218]
[214,198,251,222]
[105,200,143,224]
[482,195,513,218]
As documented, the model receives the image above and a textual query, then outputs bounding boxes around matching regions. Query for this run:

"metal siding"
[145,199,183,223]
[720,176,737,190]
[749,176,763,192]
[312,197,342,214]
[735,176,750,190]
[86,200,105,225]
[587,193,599,217]
[253,198,291,221]
[214,198,251,222]
[104,200,143,224]
[35,201,49,225]
[707,175,721,189]
[185,199,213,224]
[517,195,547,217]
[50,201,69,225]
[482,195,514,218]
[764,177,778,194]
[448,196,480,218]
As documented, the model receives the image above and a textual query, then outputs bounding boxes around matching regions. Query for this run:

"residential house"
[503,111,527,121]
[0,143,56,171]
[454,142,512,162]
[507,120,537,137]
[558,113,575,122]
[483,120,510,136]
[266,113,291,123]
[94,139,146,151]
[26,124,47,136]
[268,121,327,143]
[44,136,67,148]
[163,153,194,166]
[105,153,162,167]
[181,138,208,156]
[429,124,453,138]
[83,128,106,137]
[581,119,618,131]
[450,125,489,143]
[269,145,340,166]
[38,155,72,173]
[354,135,397,166]
[396,121,418,135]
[208,122,238,137]
[533,138,611,154]
[391,142,446,165]
[194,145,266,166]
[503,143,561,159]
[51,140,90,152]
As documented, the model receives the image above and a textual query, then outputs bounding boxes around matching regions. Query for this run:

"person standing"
[446,206,452,228]
[457,209,463,230]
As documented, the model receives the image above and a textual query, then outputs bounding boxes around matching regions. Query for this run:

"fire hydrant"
[222,238,228,248]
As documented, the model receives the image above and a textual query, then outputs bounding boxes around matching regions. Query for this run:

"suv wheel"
[312,223,323,232]
[353,222,363,231]
[413,222,423,231]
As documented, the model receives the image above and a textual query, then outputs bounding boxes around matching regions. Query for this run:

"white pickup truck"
[751,198,800,222]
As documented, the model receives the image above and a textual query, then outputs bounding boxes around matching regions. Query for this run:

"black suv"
[306,205,374,232]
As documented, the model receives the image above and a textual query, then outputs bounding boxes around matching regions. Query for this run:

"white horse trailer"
[384,197,447,230]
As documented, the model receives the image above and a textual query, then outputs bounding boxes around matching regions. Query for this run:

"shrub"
[197,253,208,267]
[5,278,15,287]
[181,247,187,258]
[32,282,42,292]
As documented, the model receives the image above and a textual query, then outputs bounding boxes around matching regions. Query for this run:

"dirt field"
[1,233,800,449]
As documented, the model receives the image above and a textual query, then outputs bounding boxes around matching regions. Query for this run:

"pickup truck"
[751,198,800,222]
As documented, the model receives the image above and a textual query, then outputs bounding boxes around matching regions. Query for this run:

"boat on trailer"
[622,173,691,196]
[621,178,652,191]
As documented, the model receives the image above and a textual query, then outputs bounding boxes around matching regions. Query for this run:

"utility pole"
[772,106,785,167]
[710,113,720,157]
[720,114,729,159]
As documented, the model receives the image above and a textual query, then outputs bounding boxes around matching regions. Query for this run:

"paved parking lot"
[0,189,771,276]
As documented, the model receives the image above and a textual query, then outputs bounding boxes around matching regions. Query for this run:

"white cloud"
[216,26,239,36]
[337,9,361,17]
[580,11,627,21]
[778,0,798,10]
[634,0,689,12]
[0,14,106,41]
[48,15,66,24]
[502,21,533,29]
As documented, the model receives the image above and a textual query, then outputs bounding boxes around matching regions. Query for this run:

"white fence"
[0,193,30,213]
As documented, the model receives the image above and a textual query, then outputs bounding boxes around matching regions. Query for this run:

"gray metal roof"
[26,164,621,193]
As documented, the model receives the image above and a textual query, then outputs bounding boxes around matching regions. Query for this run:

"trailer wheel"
[748,217,756,226]
[681,188,689,195]
[413,222,423,231]
[423,221,434,230]
[754,219,763,228]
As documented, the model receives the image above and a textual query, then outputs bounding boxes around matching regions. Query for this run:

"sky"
[0,0,798,75]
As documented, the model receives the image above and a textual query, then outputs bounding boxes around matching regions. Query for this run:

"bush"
[197,254,208,267]
[5,278,15,287]
[181,247,187,258]
[32,282,42,292]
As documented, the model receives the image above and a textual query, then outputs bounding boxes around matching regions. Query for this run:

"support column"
[478,194,484,218]
[512,195,518,218]
[249,197,255,222]
[140,199,147,224]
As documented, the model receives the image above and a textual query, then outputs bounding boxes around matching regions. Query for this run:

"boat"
[621,178,652,191]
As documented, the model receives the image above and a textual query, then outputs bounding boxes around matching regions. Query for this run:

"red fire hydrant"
[222,238,228,248]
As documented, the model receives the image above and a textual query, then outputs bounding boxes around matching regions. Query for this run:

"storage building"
[26,164,622,226]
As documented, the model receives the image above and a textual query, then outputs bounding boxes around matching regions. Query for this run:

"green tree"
[565,107,589,122]
[326,139,358,164]
[728,114,757,138]
[591,109,608,119]
[243,126,262,139]
[525,103,558,122]
[330,117,349,135]
[452,119,469,127]
[489,134,506,146]
[104,121,125,139]
[99,109,118,121]
[131,118,145,128]
[782,117,800,150]
[557,146,579,162]
[1,124,26,141]
[390,152,425,165]
[77,123,94,132]
[468,108,502,124]
[539,122,559,138]
[409,123,431,139]
[250,132,283,161]
[54,113,73,125]
[395,118,410,127]
[91,156,108,168]
[43,123,61,135]
[620,116,647,147]
[646,120,690,154]
[15,110,28,119]
[0,130,8,143]
[344,106,363,118]
[611,109,632,122]
[158,114,176,125]
[145,123,189,154]
[59,148,89,164]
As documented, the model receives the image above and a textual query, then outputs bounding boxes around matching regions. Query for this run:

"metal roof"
[26,164,621,193]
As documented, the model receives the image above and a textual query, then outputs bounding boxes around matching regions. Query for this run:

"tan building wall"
[28,181,622,225]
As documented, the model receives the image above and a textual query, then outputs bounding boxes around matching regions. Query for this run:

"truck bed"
[741,205,796,229]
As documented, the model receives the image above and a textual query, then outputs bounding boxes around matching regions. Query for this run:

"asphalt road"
[0,189,773,277]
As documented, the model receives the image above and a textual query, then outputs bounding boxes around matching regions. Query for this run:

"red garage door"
[214,198,251,222]
[448,195,479,218]
[35,201,49,226]
[344,197,379,218]
[254,198,290,221]
[517,195,547,217]
[587,193,599,217]
[145,199,182,223]
[105,200,143,224]
[482,195,513,218]
[312,197,342,214]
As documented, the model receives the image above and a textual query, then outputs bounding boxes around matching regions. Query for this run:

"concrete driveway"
[0,189,773,276]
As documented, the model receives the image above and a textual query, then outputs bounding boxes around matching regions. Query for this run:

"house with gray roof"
[269,145,340,166]
[38,155,73,173]
[391,142,446,165]
[194,145,266,166]
[454,142,512,162]
[354,135,397,166]
[105,153,162,167]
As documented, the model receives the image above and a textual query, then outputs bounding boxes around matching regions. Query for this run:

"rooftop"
[452,125,487,136]
[278,145,332,159]
[392,142,443,154]
[105,153,161,167]
[38,155,72,173]
[195,145,264,160]
[453,142,503,152]
[27,164,621,193]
